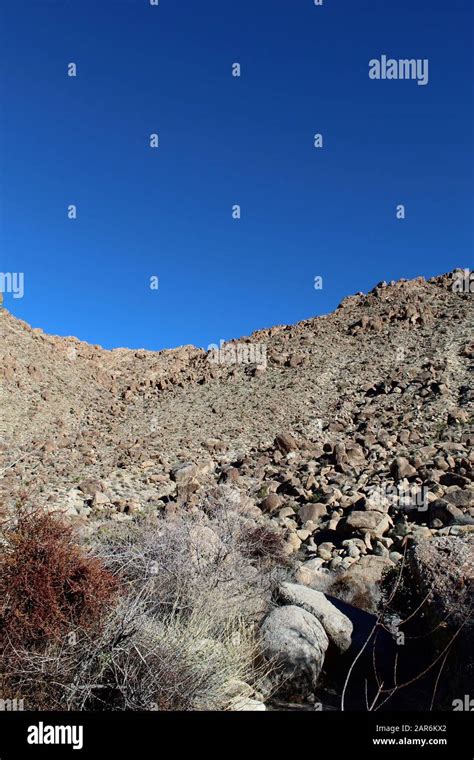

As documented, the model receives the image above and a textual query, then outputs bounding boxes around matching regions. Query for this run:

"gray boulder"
[278,582,353,652]
[260,605,329,697]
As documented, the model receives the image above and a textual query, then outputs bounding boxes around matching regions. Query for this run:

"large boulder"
[329,555,394,613]
[443,488,473,509]
[428,499,474,527]
[278,582,353,652]
[260,605,329,697]
[408,535,473,631]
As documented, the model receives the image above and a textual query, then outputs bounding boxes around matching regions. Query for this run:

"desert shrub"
[0,508,119,650]
[239,524,288,564]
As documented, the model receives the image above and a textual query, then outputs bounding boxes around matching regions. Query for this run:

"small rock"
[274,433,299,455]
[299,503,327,523]
[317,542,334,561]
[260,493,282,513]
[391,457,418,480]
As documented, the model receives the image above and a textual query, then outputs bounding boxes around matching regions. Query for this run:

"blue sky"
[0,0,472,350]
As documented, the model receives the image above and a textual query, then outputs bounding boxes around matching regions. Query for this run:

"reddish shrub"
[240,524,288,564]
[0,509,119,649]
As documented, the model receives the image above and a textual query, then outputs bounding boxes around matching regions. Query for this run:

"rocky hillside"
[1,271,472,518]
[0,270,472,709]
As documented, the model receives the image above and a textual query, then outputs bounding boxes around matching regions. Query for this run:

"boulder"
[278,582,353,652]
[343,510,391,539]
[443,488,473,509]
[333,442,366,469]
[345,444,367,468]
[408,535,474,631]
[274,433,298,455]
[295,558,332,591]
[330,555,394,613]
[298,502,327,523]
[260,493,282,513]
[170,462,198,483]
[428,499,474,526]
[334,442,348,467]
[78,478,107,496]
[391,457,417,480]
[260,605,329,696]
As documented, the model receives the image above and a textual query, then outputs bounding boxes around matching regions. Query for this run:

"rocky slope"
[1,272,472,516]
[1,270,472,708]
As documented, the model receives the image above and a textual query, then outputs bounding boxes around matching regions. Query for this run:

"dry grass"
[94,502,286,629]
[2,593,266,711]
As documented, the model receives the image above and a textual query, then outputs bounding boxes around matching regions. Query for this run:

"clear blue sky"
[0,0,472,350]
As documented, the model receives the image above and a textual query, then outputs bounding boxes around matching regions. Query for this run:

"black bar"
[0,711,472,759]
